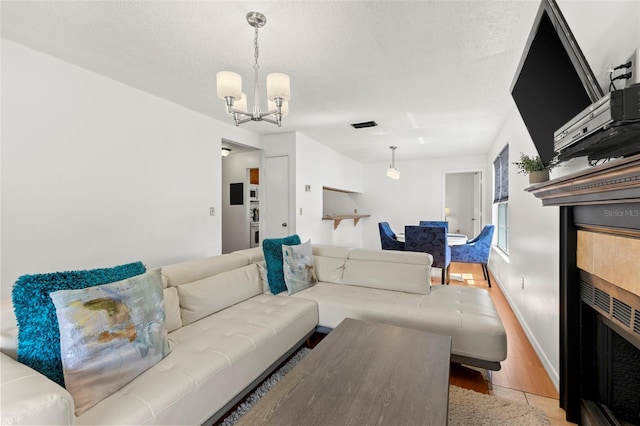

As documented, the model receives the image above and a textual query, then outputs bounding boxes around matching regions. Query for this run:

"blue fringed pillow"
[262,234,301,294]
[11,261,146,387]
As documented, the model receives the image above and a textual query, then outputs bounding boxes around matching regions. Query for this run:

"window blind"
[493,145,509,203]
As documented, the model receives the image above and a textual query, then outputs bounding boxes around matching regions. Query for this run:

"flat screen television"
[511,0,603,165]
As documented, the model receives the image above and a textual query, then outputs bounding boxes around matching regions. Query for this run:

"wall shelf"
[322,214,370,230]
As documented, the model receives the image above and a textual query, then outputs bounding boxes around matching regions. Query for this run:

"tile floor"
[490,385,577,425]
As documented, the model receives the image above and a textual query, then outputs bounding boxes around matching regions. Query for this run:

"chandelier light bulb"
[266,73,291,102]
[234,93,248,114]
[216,71,242,101]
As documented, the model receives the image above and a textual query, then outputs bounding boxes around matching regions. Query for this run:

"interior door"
[263,155,290,238]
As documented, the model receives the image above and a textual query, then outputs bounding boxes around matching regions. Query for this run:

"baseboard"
[487,265,560,391]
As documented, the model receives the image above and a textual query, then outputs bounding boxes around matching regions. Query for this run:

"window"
[493,145,509,253]
[497,202,508,252]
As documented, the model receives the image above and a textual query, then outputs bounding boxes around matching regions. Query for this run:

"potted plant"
[513,152,558,184]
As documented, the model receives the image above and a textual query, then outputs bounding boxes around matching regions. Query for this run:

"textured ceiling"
[1,1,540,163]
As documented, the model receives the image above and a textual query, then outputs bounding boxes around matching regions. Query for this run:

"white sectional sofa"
[0,245,507,425]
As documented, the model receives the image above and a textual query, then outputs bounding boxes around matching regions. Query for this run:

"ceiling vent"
[351,121,378,129]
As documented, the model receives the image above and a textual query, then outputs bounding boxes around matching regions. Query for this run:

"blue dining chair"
[404,225,451,284]
[419,221,449,233]
[450,225,495,287]
[378,222,405,251]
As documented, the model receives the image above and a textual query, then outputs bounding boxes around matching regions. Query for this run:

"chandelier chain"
[253,27,260,71]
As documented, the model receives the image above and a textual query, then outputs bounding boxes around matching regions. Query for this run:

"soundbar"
[554,85,640,162]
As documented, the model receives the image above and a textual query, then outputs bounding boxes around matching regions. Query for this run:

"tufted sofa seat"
[0,244,507,425]
[288,245,507,369]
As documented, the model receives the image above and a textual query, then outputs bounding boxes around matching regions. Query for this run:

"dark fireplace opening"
[581,304,640,425]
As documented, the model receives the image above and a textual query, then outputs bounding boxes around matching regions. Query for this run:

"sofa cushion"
[0,299,18,360]
[256,261,270,293]
[233,247,265,264]
[283,240,317,295]
[162,253,250,287]
[76,294,318,425]
[342,249,432,294]
[11,261,146,387]
[290,282,507,363]
[50,269,170,416]
[163,287,182,332]
[0,352,75,425]
[177,264,262,326]
[262,234,301,294]
[311,245,348,284]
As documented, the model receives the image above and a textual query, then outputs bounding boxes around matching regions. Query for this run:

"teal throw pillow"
[50,269,169,416]
[11,261,146,387]
[283,239,317,295]
[262,234,301,294]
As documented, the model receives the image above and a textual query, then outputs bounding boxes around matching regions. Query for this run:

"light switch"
[210,207,215,216]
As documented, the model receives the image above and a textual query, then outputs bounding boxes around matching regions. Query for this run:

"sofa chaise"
[0,244,507,425]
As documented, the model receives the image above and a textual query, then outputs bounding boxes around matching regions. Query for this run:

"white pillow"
[50,269,170,416]
[282,239,317,295]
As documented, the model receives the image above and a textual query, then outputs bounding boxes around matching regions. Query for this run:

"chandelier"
[387,146,400,179]
[216,12,290,127]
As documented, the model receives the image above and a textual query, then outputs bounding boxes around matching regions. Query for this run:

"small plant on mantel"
[513,152,559,184]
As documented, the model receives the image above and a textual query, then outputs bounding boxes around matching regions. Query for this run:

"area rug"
[220,347,549,426]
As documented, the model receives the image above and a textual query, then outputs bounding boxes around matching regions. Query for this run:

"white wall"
[0,39,260,298]
[261,132,364,247]
[221,151,261,254]
[487,0,640,390]
[358,156,488,250]
[295,132,363,247]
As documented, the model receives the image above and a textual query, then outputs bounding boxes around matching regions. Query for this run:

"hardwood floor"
[446,262,559,399]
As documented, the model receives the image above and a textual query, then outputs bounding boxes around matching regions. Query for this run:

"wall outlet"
[209,207,215,216]
[627,48,640,86]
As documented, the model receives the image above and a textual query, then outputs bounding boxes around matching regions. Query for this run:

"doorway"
[443,171,482,238]
[221,140,261,253]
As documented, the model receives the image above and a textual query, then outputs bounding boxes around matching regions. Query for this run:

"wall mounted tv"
[511,0,603,165]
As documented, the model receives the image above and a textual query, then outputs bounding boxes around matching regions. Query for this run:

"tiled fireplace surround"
[528,153,640,425]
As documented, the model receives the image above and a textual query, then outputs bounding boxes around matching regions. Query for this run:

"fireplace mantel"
[522,153,640,423]
[526,153,640,206]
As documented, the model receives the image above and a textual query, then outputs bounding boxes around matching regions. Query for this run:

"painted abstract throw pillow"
[262,234,301,294]
[11,261,146,387]
[50,268,170,416]
[282,239,317,295]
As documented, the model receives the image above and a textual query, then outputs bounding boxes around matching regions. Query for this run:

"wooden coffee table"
[236,318,452,425]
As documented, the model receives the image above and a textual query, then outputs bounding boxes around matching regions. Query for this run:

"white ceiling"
[1,0,540,163]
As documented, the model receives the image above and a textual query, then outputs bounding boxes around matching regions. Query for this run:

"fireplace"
[580,271,640,425]
[527,153,640,424]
